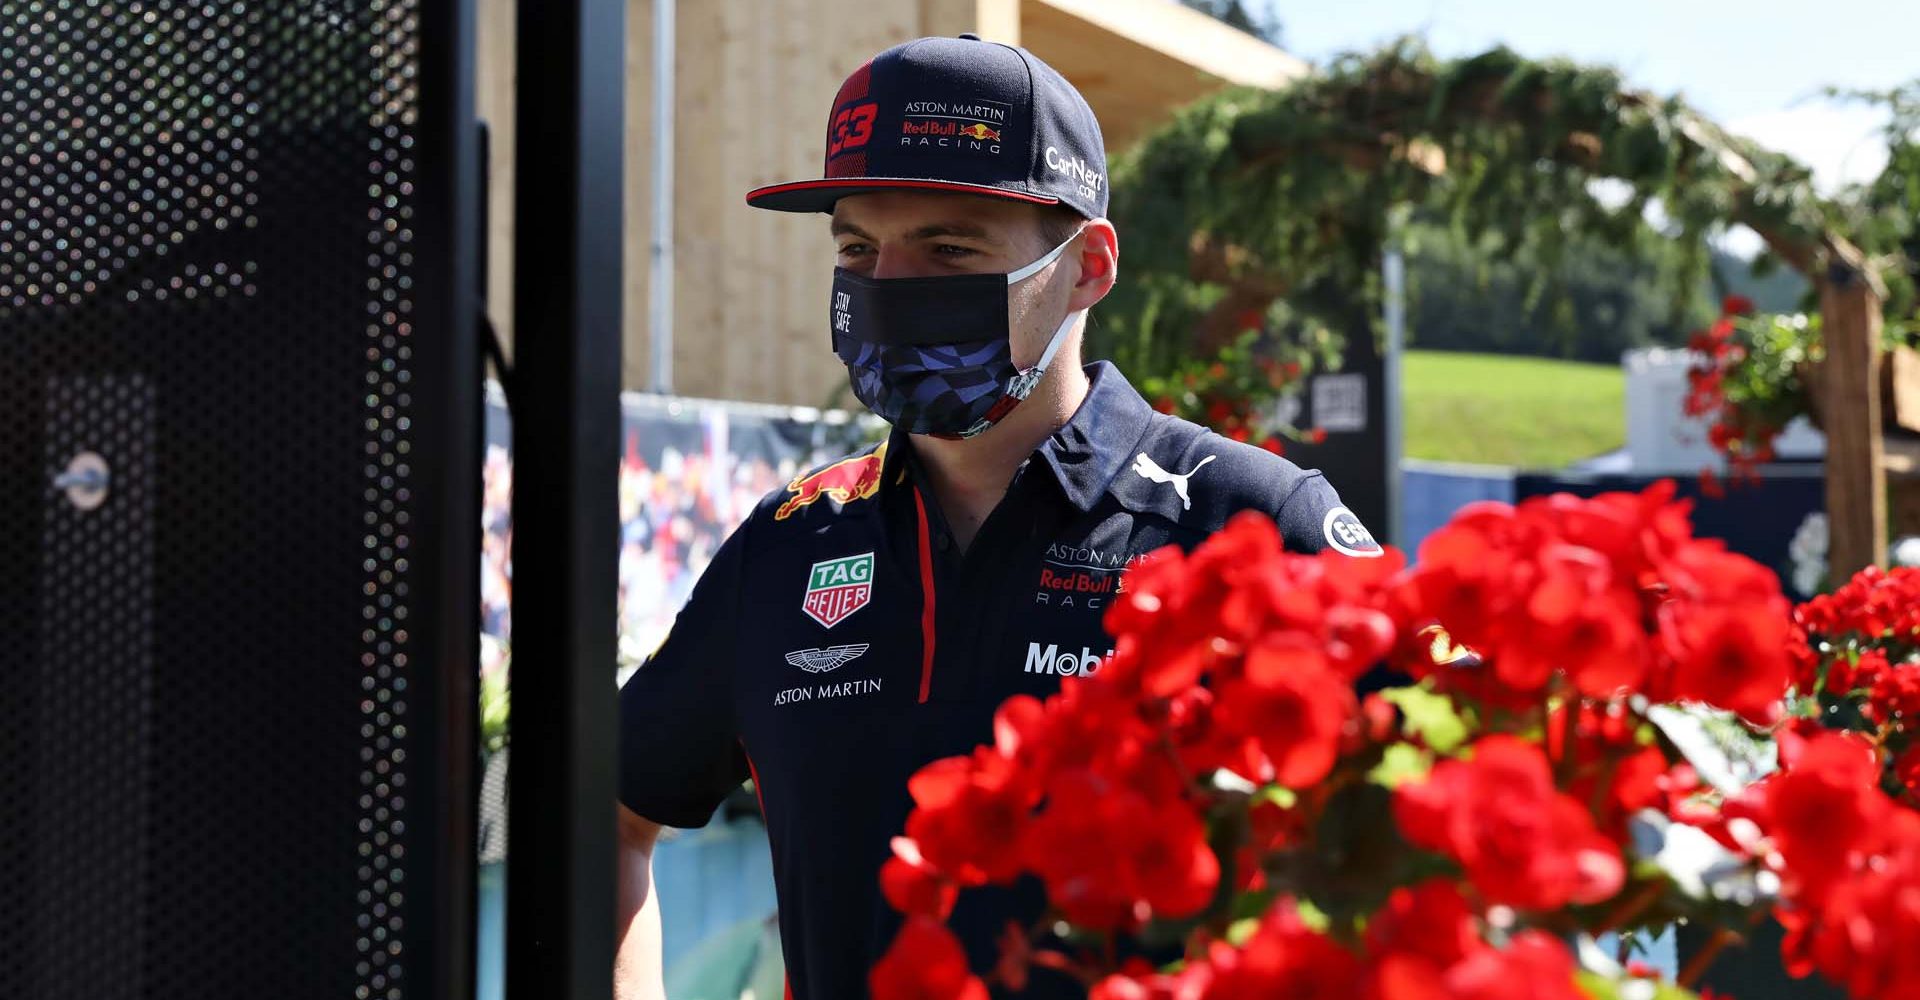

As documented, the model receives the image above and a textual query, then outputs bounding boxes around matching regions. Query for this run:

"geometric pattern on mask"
[839,336,1015,435]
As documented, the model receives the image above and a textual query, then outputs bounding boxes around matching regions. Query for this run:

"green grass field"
[1400,350,1624,468]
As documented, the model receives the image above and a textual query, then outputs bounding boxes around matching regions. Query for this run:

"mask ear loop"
[1029,306,1080,375]
[953,224,1092,439]
[1005,223,1088,284]
[1007,223,1089,383]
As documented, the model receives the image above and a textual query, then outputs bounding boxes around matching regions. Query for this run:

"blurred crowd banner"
[480,382,880,675]
[477,385,873,997]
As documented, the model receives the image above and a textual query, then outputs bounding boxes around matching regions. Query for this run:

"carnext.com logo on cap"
[1044,146,1105,201]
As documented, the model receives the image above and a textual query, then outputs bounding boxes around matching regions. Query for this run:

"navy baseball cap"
[745,34,1109,219]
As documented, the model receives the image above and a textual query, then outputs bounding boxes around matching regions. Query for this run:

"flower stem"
[1551,689,1579,788]
[1677,927,1739,989]
[1595,879,1664,936]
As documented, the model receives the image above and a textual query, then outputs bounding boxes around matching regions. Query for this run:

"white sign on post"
[1311,373,1368,433]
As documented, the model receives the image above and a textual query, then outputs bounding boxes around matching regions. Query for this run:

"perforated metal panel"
[1,2,476,998]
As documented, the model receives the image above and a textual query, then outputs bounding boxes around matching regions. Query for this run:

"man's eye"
[934,244,977,258]
[837,243,872,257]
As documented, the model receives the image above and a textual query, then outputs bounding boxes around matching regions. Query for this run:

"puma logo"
[1131,453,1216,511]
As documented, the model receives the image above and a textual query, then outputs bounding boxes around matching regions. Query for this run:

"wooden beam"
[1821,247,1889,579]
[918,0,976,37]
[974,0,1020,44]
[1027,0,1308,89]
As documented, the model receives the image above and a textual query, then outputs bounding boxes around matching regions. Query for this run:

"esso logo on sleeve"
[1322,506,1383,558]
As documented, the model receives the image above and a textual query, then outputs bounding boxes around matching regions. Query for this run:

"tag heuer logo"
[803,552,874,629]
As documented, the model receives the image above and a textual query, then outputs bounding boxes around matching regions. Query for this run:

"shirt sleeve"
[617,514,754,828]
[1273,472,1385,558]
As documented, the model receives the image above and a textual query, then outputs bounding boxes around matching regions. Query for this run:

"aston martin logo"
[784,644,871,674]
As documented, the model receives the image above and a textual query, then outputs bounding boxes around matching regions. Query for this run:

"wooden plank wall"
[477,0,980,406]
[476,0,1285,407]
[477,0,516,365]
[667,0,978,406]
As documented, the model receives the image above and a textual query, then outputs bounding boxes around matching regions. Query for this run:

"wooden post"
[1821,250,1888,581]
[974,0,1021,44]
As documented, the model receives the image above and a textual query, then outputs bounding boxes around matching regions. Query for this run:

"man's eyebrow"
[829,219,874,240]
[907,221,1003,244]
[827,219,1005,244]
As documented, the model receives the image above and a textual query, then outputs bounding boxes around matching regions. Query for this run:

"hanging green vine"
[1093,40,1860,416]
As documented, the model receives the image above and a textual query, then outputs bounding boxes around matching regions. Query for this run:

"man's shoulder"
[1112,412,1325,526]
[750,438,896,529]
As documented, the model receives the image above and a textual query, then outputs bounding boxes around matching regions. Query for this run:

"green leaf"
[1576,971,1626,1000]
[479,666,510,755]
[1229,887,1279,922]
[1381,683,1470,753]
[1292,898,1332,933]
[1257,785,1299,809]
[1367,742,1434,788]
[1577,969,1704,1000]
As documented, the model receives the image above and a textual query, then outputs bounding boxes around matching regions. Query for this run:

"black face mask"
[829,228,1083,439]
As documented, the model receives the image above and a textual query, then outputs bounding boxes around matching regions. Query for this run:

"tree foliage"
[1399,217,1716,362]
[1826,79,1920,329]
[1176,0,1283,46]
[1092,41,1848,388]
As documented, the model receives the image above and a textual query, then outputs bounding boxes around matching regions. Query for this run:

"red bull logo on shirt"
[958,123,1001,141]
[774,443,888,521]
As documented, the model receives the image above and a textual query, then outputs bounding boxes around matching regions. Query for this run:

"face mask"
[830,226,1085,439]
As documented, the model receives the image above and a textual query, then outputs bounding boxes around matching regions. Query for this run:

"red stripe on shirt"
[911,486,938,704]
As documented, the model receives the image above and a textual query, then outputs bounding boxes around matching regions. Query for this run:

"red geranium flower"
[1745,729,1889,908]
[1394,735,1625,911]
[869,917,990,1000]
[1439,930,1586,1000]
[1021,771,1219,929]
[904,747,1038,886]
[1212,634,1355,787]
[880,837,958,920]
[1659,604,1793,722]
[1203,904,1363,1000]
[1090,959,1213,1000]
[1364,880,1488,1000]
[1776,808,1920,1000]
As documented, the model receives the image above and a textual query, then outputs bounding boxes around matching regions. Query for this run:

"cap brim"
[745,177,1062,213]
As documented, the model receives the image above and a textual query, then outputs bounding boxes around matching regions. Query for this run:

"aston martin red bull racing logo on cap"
[774,443,889,521]
[899,97,1009,154]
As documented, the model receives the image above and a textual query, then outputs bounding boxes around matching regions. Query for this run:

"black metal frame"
[506,0,626,996]
[416,0,484,995]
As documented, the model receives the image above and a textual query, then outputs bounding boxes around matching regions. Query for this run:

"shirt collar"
[878,360,1154,513]
[1037,361,1155,512]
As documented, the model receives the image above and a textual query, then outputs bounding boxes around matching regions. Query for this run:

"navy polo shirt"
[618,361,1378,999]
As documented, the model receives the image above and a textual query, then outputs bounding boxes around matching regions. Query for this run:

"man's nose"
[870,245,931,280]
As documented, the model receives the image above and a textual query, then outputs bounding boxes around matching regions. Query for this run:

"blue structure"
[1400,459,1517,554]
[473,771,777,1000]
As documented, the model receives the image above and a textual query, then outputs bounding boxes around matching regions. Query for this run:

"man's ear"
[1067,218,1118,314]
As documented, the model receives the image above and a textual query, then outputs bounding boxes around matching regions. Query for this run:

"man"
[615,34,1382,1000]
